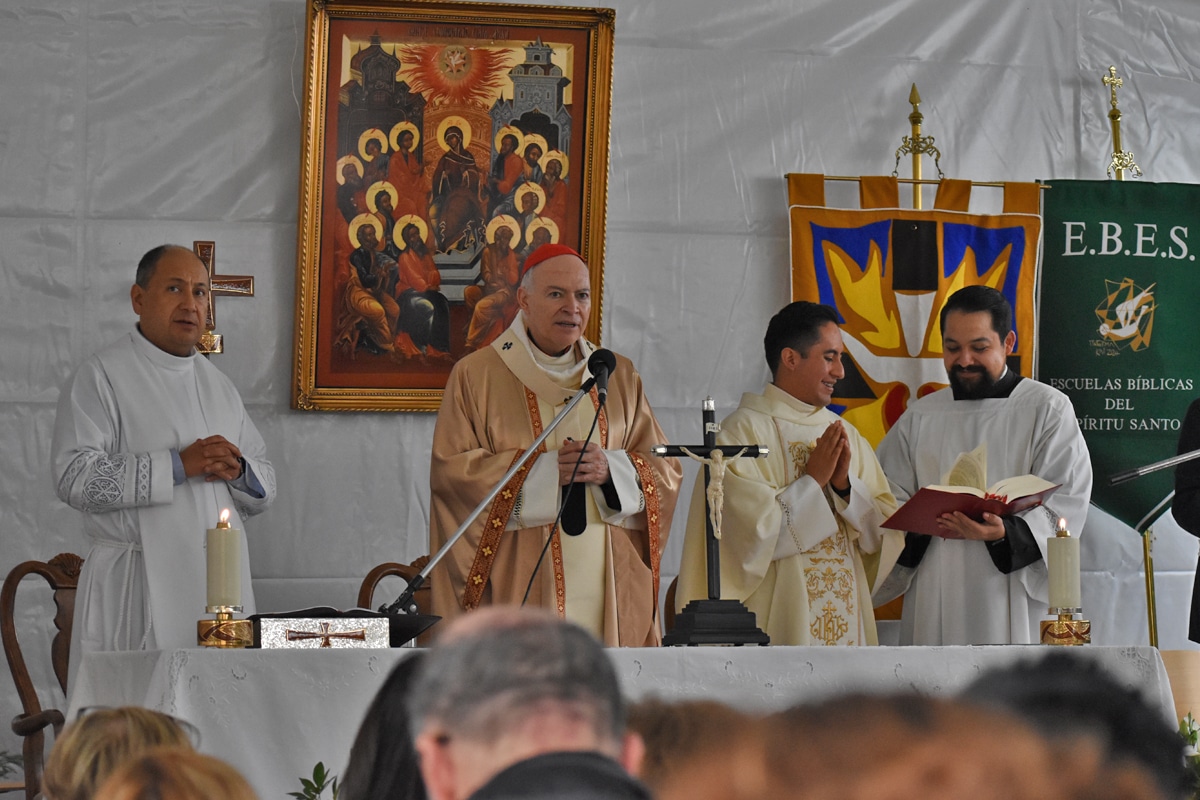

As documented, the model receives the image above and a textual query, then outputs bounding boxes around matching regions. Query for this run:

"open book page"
[922,474,1059,501]
[882,453,1062,537]
[987,474,1059,501]
[942,442,987,490]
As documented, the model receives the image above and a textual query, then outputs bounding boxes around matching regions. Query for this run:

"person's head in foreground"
[407,606,647,800]
[961,651,1192,800]
[656,692,1166,800]
[769,692,1165,800]
[92,747,257,800]
[42,706,195,800]
[625,697,761,796]
[339,652,427,800]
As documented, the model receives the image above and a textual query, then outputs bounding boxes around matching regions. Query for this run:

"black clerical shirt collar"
[950,366,1023,401]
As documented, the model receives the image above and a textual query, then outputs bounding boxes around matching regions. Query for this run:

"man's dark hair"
[340,653,427,800]
[764,301,840,377]
[136,244,187,288]
[961,651,1191,800]
[939,285,1012,338]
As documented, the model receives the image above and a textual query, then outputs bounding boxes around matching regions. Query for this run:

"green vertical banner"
[1040,180,1200,528]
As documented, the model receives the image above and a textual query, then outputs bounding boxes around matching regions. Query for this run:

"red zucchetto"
[521,243,585,278]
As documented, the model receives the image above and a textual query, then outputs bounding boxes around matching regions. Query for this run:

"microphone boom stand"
[383,377,597,618]
[1107,446,1200,647]
[1109,447,1200,485]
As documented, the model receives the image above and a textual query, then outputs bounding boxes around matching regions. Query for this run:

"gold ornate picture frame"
[293,0,614,411]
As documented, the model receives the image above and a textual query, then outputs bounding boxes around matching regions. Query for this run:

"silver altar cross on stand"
[192,240,255,355]
[652,397,771,646]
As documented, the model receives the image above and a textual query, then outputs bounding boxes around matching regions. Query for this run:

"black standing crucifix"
[652,397,771,646]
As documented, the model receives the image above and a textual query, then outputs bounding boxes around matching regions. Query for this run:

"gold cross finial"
[1101,66,1142,180]
[1103,66,1123,107]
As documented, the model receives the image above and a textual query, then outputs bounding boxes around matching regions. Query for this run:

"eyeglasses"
[75,705,202,748]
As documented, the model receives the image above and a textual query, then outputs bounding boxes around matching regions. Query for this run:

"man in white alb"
[52,244,275,683]
[875,285,1092,644]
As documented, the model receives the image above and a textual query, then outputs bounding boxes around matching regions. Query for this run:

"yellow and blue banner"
[787,174,1042,447]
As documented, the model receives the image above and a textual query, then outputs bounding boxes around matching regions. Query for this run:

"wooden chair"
[874,595,904,620]
[1,553,83,800]
[357,556,433,645]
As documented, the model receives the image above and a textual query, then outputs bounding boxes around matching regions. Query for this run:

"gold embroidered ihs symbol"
[811,600,850,646]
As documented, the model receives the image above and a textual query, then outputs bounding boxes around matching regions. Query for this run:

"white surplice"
[52,329,275,690]
[876,379,1092,645]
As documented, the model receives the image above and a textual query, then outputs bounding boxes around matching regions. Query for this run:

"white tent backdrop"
[4,0,1200,757]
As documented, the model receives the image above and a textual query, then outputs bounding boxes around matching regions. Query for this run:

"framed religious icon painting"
[292,0,615,411]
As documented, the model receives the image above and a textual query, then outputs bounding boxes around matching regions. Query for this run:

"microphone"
[587,349,616,405]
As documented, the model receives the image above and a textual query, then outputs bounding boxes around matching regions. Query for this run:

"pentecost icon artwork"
[325,33,579,369]
[295,4,615,411]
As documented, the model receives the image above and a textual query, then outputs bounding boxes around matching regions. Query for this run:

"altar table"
[67,646,1172,800]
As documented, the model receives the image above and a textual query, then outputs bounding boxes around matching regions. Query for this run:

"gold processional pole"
[1102,67,1154,645]
[1145,529,1159,647]
[893,84,944,209]
[1103,66,1142,181]
[1134,496,1172,648]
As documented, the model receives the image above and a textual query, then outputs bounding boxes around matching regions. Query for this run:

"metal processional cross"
[192,241,256,355]
[652,397,771,646]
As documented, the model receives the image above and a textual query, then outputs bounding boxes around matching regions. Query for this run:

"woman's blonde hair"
[93,747,258,800]
[43,707,194,800]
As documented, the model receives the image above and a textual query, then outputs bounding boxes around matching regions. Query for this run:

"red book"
[882,477,1061,538]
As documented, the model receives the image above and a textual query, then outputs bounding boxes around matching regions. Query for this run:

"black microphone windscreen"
[587,349,616,404]
[588,348,616,375]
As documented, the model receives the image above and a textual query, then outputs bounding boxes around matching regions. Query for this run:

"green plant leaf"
[294,760,340,799]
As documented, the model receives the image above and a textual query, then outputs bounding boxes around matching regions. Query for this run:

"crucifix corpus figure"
[651,397,770,645]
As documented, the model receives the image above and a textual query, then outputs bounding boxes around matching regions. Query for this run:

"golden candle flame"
[218,508,231,528]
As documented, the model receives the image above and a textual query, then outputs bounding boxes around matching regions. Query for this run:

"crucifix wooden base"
[653,397,770,646]
[663,598,770,646]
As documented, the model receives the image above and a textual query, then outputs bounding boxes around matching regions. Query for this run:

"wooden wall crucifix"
[192,240,255,355]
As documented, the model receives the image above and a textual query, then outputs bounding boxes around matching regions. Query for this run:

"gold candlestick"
[198,509,252,648]
[1041,518,1090,645]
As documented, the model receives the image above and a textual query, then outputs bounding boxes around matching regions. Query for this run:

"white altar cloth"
[67,646,1173,800]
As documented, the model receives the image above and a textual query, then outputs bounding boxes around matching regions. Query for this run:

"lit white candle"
[206,508,242,610]
[1047,517,1081,610]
